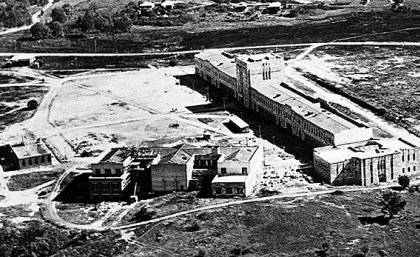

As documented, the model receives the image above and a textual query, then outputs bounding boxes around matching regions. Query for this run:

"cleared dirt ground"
[48,67,212,154]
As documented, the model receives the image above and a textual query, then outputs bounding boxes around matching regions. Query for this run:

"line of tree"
[76,10,133,34]
[29,5,71,39]
[0,0,51,28]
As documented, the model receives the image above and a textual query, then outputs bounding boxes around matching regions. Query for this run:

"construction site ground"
[294,45,420,138]
[0,63,317,232]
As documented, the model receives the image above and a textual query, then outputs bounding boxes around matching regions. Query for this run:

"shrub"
[185,221,201,232]
[398,175,410,189]
[27,99,38,110]
[378,191,407,220]
[169,58,178,66]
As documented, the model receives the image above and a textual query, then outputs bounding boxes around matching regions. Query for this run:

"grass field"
[1,10,420,54]
[7,169,63,191]
[0,86,48,132]
[129,189,420,257]
[317,45,420,122]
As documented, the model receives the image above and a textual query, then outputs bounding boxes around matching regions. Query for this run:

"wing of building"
[195,50,420,186]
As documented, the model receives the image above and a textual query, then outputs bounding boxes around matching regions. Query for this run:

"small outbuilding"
[5,54,36,67]
[225,115,250,133]
[0,143,52,171]
[139,1,155,9]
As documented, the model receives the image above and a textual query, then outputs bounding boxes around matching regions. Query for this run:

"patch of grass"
[131,190,420,257]
[0,86,48,132]
[7,170,63,191]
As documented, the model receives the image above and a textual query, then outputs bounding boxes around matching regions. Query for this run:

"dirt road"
[0,0,54,36]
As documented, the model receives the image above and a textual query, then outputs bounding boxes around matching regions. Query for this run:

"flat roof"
[158,149,192,165]
[12,144,50,159]
[99,148,129,163]
[252,82,359,134]
[229,115,249,129]
[221,146,258,162]
[316,138,416,163]
[196,50,237,78]
[212,175,248,183]
[237,52,283,64]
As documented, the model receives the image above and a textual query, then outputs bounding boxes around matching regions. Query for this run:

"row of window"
[253,93,333,145]
[194,159,217,168]
[402,166,416,174]
[220,167,247,175]
[21,155,51,167]
[214,187,244,195]
[402,153,416,162]
[94,168,122,176]
[90,183,120,191]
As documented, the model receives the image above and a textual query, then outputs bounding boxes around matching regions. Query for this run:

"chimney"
[212,146,220,155]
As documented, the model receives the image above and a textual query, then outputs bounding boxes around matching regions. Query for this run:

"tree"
[30,22,50,39]
[62,3,72,15]
[94,14,114,32]
[112,13,132,33]
[27,99,38,110]
[49,21,64,38]
[51,7,67,23]
[77,10,95,32]
[378,191,407,220]
[398,175,410,189]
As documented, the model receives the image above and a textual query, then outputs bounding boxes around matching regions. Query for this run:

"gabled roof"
[99,148,130,163]
[221,147,258,162]
[12,144,50,159]
[158,149,192,165]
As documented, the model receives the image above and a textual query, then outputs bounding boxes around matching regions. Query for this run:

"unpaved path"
[0,0,54,36]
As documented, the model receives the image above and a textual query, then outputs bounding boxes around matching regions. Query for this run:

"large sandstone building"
[195,50,420,186]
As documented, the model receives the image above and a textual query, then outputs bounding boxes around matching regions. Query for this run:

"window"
[105,169,111,175]
[48,156,51,162]
[111,169,116,175]
[408,167,411,173]
[414,166,416,172]
[22,160,26,166]
[414,154,416,161]
[403,168,405,173]
[237,188,244,195]
[242,167,247,174]
[226,187,232,194]
[28,159,32,165]
[35,158,38,165]
[100,169,105,175]
[221,168,226,175]
[402,155,404,161]
[41,157,45,163]
[408,154,410,161]
[215,188,221,194]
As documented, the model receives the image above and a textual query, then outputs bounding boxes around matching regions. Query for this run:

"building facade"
[212,145,264,197]
[195,50,373,148]
[89,143,264,201]
[314,138,420,186]
[0,143,52,171]
[195,50,420,186]
[89,148,133,201]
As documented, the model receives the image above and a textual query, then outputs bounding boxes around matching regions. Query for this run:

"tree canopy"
[379,191,407,219]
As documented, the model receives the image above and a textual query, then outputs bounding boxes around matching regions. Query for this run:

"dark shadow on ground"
[358,215,390,226]
[54,173,91,203]
[177,74,313,162]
